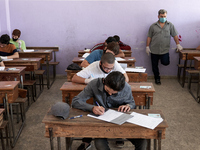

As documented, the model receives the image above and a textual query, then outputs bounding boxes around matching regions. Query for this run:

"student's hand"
[118,104,131,112]
[84,77,95,84]
[92,106,105,115]
[17,40,22,48]
[176,44,183,52]
[146,46,151,56]
[0,56,7,60]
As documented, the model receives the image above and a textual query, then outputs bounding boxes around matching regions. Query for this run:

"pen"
[96,101,100,107]
[69,115,83,119]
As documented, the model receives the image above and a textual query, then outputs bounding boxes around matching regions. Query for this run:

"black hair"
[107,41,119,55]
[101,52,115,64]
[0,34,10,44]
[113,35,120,42]
[105,36,116,44]
[104,71,125,91]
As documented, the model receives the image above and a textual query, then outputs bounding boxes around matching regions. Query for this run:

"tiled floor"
[8,78,200,150]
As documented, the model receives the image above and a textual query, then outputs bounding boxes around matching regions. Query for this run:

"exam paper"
[127,112,163,130]
[0,67,5,70]
[23,49,34,52]
[82,53,90,58]
[125,68,146,73]
[87,109,133,125]
[115,57,125,61]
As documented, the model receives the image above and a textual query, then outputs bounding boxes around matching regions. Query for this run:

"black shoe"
[77,143,91,150]
[116,141,124,148]
[155,79,161,85]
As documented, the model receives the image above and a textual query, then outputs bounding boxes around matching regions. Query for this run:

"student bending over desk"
[72,71,147,150]
[81,41,122,68]
[72,52,129,84]
[0,34,19,59]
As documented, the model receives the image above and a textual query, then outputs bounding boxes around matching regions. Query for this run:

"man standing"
[146,9,183,85]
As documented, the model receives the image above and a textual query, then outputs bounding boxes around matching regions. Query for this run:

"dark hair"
[105,36,116,44]
[12,29,21,37]
[104,71,125,91]
[158,9,167,15]
[101,52,115,64]
[113,35,120,42]
[0,34,10,44]
[107,41,119,55]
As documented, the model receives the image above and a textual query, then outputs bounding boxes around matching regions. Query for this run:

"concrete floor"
[7,78,200,150]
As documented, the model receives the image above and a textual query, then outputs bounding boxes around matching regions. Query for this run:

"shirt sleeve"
[85,50,101,64]
[114,61,126,74]
[169,23,178,37]
[76,65,92,79]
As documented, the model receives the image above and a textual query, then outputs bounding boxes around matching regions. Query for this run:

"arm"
[123,73,129,82]
[72,74,87,84]
[81,59,90,68]
[119,41,131,50]
[0,61,5,66]
[146,37,151,46]
[7,52,19,59]
[173,35,180,45]
[115,49,125,57]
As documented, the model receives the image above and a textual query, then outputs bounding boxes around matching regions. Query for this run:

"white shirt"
[77,60,125,79]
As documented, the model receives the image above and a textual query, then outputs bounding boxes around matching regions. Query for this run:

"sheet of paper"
[87,109,133,125]
[82,53,90,58]
[0,67,5,70]
[140,86,151,89]
[125,68,146,73]
[23,49,34,52]
[115,57,125,61]
[3,59,13,61]
[79,58,84,60]
[84,49,90,52]
[127,112,163,130]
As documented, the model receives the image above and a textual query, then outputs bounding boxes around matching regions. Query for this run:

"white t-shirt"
[77,60,125,79]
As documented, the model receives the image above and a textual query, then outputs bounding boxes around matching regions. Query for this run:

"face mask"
[159,18,167,23]
[12,38,18,41]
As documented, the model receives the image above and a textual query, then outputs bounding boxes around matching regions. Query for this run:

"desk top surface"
[19,50,53,54]
[42,108,168,128]
[194,57,200,61]
[0,81,19,90]
[0,67,26,73]
[3,58,42,62]
[179,50,200,54]
[73,57,136,62]
[60,82,155,92]
[78,50,132,53]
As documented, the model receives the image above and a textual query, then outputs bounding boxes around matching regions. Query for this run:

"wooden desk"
[178,50,200,87]
[60,82,154,109]
[19,50,54,89]
[78,50,132,57]
[43,108,168,150]
[72,57,136,67]
[65,69,147,82]
[3,58,41,71]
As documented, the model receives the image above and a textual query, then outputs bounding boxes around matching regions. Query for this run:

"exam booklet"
[87,109,133,125]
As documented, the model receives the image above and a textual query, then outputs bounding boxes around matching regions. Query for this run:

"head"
[103,71,125,95]
[113,35,120,43]
[158,9,167,23]
[100,52,115,73]
[104,36,116,46]
[0,34,10,48]
[12,29,21,41]
[106,41,119,55]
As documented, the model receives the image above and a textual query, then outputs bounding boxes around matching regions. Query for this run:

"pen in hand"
[96,101,101,107]
[95,101,105,115]
[69,115,83,119]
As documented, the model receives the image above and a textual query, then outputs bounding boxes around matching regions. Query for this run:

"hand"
[84,77,95,84]
[92,106,105,115]
[146,46,151,56]
[176,44,183,52]
[17,40,22,48]
[118,104,131,112]
[0,56,8,60]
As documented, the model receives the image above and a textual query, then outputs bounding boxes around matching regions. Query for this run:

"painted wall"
[1,0,200,76]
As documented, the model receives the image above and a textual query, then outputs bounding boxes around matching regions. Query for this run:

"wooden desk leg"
[57,137,61,150]
[46,56,50,89]
[158,130,162,150]
[196,73,200,103]
[49,128,54,150]
[65,137,71,150]
[147,139,151,150]
[153,139,157,150]
[181,54,188,88]
[0,129,5,150]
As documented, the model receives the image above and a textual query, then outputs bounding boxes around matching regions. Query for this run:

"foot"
[155,79,161,85]
[116,141,124,148]
[77,143,91,150]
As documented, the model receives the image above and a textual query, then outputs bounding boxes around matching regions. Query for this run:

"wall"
[1,0,200,75]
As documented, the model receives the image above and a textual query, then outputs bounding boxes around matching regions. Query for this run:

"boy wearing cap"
[0,34,19,60]
[10,29,26,51]
[72,71,146,150]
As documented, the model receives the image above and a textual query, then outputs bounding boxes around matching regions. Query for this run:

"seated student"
[113,35,131,50]
[90,36,125,57]
[0,34,19,59]
[10,29,26,51]
[72,52,129,84]
[72,71,147,150]
[0,57,5,66]
[81,41,120,68]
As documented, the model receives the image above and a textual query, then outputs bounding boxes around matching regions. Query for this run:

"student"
[81,41,120,68]
[72,52,129,84]
[90,36,125,57]
[72,71,147,150]
[0,34,19,59]
[113,35,131,50]
[146,9,183,85]
[0,57,5,66]
[10,29,26,51]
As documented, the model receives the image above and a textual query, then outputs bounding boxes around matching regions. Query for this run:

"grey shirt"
[147,21,178,55]
[72,78,135,112]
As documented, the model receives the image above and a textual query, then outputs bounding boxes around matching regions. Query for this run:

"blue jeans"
[94,138,147,150]
[151,53,170,80]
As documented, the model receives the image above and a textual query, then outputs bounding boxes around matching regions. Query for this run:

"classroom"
[0,0,200,150]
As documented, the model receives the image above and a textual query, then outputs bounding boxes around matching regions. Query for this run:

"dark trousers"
[151,53,170,80]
